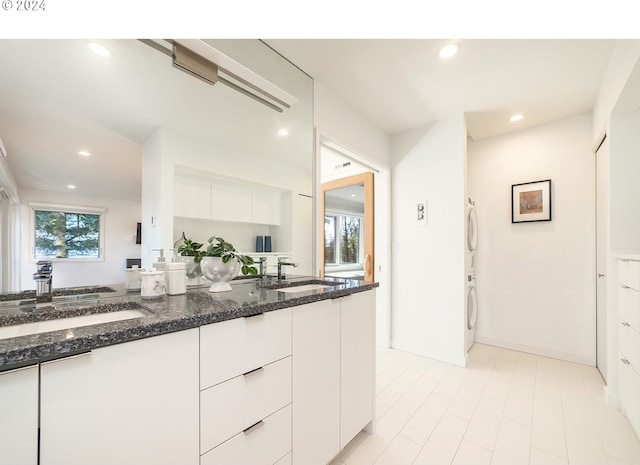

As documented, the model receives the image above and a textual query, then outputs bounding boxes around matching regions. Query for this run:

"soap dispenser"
[152,248,167,271]
[166,249,187,295]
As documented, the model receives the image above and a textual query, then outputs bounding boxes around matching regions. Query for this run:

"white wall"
[468,113,596,364]
[18,188,141,289]
[390,116,467,366]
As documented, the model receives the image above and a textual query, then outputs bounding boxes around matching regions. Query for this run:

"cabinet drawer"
[619,320,640,374]
[201,404,291,465]
[619,356,640,437]
[619,285,640,333]
[619,259,640,291]
[200,357,291,454]
[200,308,292,389]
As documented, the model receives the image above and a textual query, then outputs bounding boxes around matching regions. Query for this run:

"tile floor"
[331,343,640,465]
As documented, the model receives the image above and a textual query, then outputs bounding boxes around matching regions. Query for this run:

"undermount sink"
[276,284,333,293]
[262,279,346,294]
[0,308,147,340]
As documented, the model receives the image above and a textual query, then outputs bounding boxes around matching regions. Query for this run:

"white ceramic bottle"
[166,261,187,295]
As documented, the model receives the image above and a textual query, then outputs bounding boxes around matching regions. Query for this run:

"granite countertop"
[0,276,378,371]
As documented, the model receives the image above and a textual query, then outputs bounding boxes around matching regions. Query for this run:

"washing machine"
[465,271,478,353]
[465,196,478,353]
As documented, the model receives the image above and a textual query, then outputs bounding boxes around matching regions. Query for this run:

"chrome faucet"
[33,260,53,304]
[277,258,298,280]
[256,257,267,277]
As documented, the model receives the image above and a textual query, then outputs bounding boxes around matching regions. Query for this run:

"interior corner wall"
[390,116,466,366]
[467,113,596,364]
[18,188,141,289]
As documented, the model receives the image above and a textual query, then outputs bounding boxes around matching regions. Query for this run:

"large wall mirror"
[0,39,313,290]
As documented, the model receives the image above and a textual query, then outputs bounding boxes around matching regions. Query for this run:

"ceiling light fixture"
[439,43,460,59]
[510,114,525,122]
[87,42,111,58]
[78,150,91,157]
[139,39,298,113]
[67,184,76,189]
[278,129,289,136]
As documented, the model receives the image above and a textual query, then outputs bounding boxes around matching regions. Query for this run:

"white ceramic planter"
[200,256,241,292]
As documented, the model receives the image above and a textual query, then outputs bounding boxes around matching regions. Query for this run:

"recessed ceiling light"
[439,43,460,59]
[351,194,356,197]
[510,114,525,122]
[87,42,111,58]
[67,184,76,190]
[78,150,91,157]
[278,129,289,136]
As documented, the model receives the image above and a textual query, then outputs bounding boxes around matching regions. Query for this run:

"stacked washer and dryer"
[465,197,478,353]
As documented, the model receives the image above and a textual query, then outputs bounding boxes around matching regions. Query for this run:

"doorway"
[595,133,609,381]
[316,136,390,347]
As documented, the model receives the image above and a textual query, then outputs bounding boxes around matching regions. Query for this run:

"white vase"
[200,256,241,292]
[181,256,203,286]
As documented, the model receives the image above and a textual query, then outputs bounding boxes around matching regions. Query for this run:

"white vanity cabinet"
[199,308,293,465]
[174,175,212,220]
[0,365,39,465]
[293,290,376,465]
[39,328,200,465]
[618,256,640,438]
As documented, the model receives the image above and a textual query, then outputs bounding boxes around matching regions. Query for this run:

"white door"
[596,135,610,380]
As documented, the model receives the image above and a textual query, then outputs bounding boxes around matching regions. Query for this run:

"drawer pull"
[242,366,264,377]
[621,321,631,327]
[621,358,631,365]
[242,420,264,434]
[621,285,631,290]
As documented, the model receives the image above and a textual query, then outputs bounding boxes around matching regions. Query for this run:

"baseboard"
[474,335,595,366]
[390,339,466,367]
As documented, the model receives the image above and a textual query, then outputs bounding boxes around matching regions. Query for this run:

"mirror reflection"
[0,39,313,291]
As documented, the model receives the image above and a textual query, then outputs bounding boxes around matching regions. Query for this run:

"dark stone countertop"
[0,276,378,371]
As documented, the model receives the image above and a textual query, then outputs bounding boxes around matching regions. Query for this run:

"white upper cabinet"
[174,175,212,220]
[174,174,283,226]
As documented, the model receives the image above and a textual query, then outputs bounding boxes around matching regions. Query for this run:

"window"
[324,213,363,266]
[31,204,105,261]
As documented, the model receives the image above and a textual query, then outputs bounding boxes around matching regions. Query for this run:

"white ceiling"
[0,39,619,203]
[264,39,617,140]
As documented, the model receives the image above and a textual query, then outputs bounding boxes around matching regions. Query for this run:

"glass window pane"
[340,216,361,264]
[35,210,101,259]
[324,215,336,264]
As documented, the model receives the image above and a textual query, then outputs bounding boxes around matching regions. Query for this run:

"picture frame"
[512,179,552,223]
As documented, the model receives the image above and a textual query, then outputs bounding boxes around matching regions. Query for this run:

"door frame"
[314,129,391,347]
[321,172,375,282]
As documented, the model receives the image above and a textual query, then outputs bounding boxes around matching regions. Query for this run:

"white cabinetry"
[39,329,200,465]
[200,308,292,465]
[293,290,376,465]
[174,174,282,226]
[0,365,38,465]
[293,299,341,465]
[617,256,640,439]
[340,291,375,448]
[174,175,212,220]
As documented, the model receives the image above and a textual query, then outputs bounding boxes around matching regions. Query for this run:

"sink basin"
[276,284,333,293]
[0,309,146,340]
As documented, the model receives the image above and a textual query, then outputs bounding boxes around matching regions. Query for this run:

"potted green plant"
[200,236,258,292]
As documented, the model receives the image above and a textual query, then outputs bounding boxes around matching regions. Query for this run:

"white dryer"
[465,271,478,353]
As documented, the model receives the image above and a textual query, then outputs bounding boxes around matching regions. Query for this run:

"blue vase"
[264,236,272,253]
[255,236,264,252]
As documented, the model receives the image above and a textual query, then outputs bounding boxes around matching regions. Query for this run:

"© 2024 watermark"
[2,0,45,11]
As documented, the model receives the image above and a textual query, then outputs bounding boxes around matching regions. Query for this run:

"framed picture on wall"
[512,179,552,223]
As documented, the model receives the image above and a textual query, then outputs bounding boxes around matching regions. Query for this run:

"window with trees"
[324,213,363,266]
[32,206,104,260]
